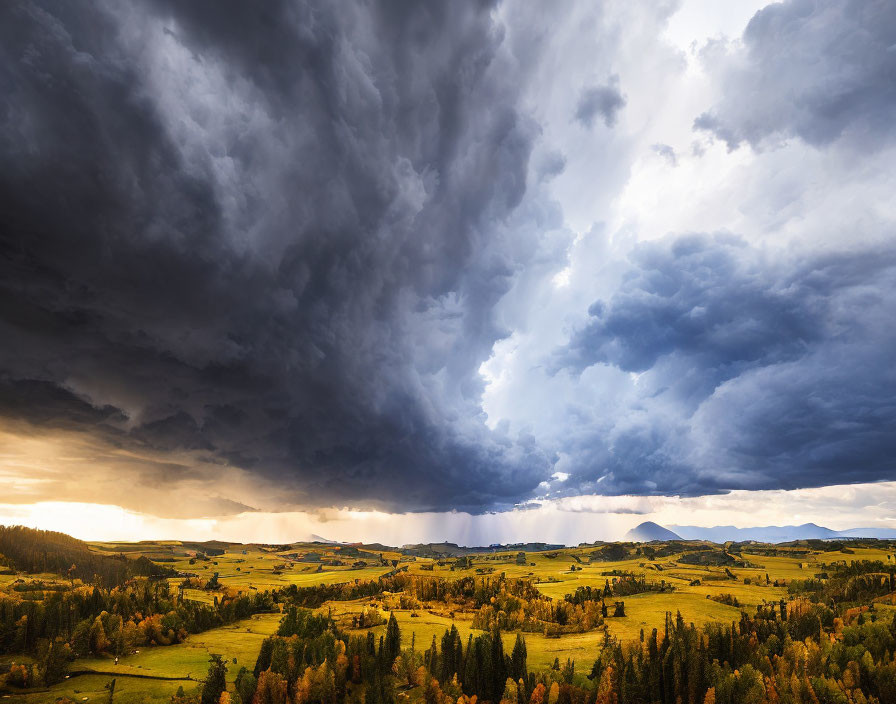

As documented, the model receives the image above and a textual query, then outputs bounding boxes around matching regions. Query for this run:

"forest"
[2,527,896,703]
[0,526,175,586]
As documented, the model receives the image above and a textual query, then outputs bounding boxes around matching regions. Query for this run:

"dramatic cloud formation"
[0,0,554,515]
[551,235,896,494]
[1,0,895,535]
[694,0,896,150]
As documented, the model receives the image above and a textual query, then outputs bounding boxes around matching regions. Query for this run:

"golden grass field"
[103,542,895,672]
[7,613,282,704]
[313,544,893,671]
[3,539,892,701]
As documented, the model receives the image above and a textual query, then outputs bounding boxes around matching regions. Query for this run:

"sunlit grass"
[6,539,889,701]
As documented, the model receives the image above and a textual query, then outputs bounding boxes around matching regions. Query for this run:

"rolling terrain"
[2,527,896,702]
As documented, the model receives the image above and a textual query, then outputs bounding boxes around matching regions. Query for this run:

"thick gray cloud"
[2,0,895,521]
[552,234,896,495]
[0,0,553,514]
[695,0,896,150]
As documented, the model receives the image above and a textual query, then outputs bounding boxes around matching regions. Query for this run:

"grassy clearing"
[88,541,398,594]
[316,543,887,672]
[323,589,744,671]
[10,613,281,703]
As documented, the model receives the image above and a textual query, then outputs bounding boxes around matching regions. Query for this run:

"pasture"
[8,613,281,703]
[3,537,894,701]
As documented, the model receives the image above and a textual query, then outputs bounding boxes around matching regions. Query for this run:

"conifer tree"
[463,635,477,694]
[200,654,227,704]
[384,612,401,664]
[510,633,527,683]
[489,626,507,701]
[426,635,439,677]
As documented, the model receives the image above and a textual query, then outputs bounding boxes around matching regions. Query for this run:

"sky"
[1,0,895,544]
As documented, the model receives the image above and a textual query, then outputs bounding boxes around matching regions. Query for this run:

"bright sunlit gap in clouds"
[7,480,896,545]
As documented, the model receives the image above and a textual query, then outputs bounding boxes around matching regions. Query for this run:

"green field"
[2,537,895,702]
[8,613,282,703]
[295,543,893,672]
[90,541,399,595]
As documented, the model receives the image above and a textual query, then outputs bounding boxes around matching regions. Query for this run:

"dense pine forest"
[0,525,174,586]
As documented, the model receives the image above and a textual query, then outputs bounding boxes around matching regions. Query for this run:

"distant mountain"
[625,521,681,542]
[830,527,896,540]
[310,534,340,544]
[670,523,835,543]
[669,523,896,543]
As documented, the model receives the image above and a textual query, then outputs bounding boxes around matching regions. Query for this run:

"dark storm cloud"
[0,0,554,513]
[574,76,625,128]
[556,235,826,379]
[551,234,896,496]
[695,0,896,150]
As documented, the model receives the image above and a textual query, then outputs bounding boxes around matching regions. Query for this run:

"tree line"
[0,525,174,586]
[282,573,543,610]
[0,579,276,688]
[239,607,532,704]
[228,562,896,704]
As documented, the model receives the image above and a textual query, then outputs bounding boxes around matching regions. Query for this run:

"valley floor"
[5,613,281,703]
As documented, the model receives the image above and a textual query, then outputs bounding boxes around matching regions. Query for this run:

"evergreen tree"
[201,653,227,704]
[440,625,462,682]
[384,613,401,664]
[453,630,464,683]
[510,633,527,683]
[365,676,380,704]
[254,637,274,677]
[464,635,484,697]
[561,658,574,684]
[425,634,439,676]
[377,635,388,675]
[489,627,507,702]
[234,666,257,704]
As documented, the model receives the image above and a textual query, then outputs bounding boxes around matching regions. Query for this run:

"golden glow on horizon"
[0,422,288,520]
[3,480,896,545]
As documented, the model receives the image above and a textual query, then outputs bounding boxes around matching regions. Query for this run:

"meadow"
[7,613,281,703]
[2,534,894,702]
[307,543,891,671]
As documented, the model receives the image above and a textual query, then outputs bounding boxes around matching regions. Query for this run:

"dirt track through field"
[67,669,196,681]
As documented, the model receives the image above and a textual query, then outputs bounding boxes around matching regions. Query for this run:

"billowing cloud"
[550,234,896,495]
[1,0,895,530]
[694,0,896,150]
[0,0,555,514]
